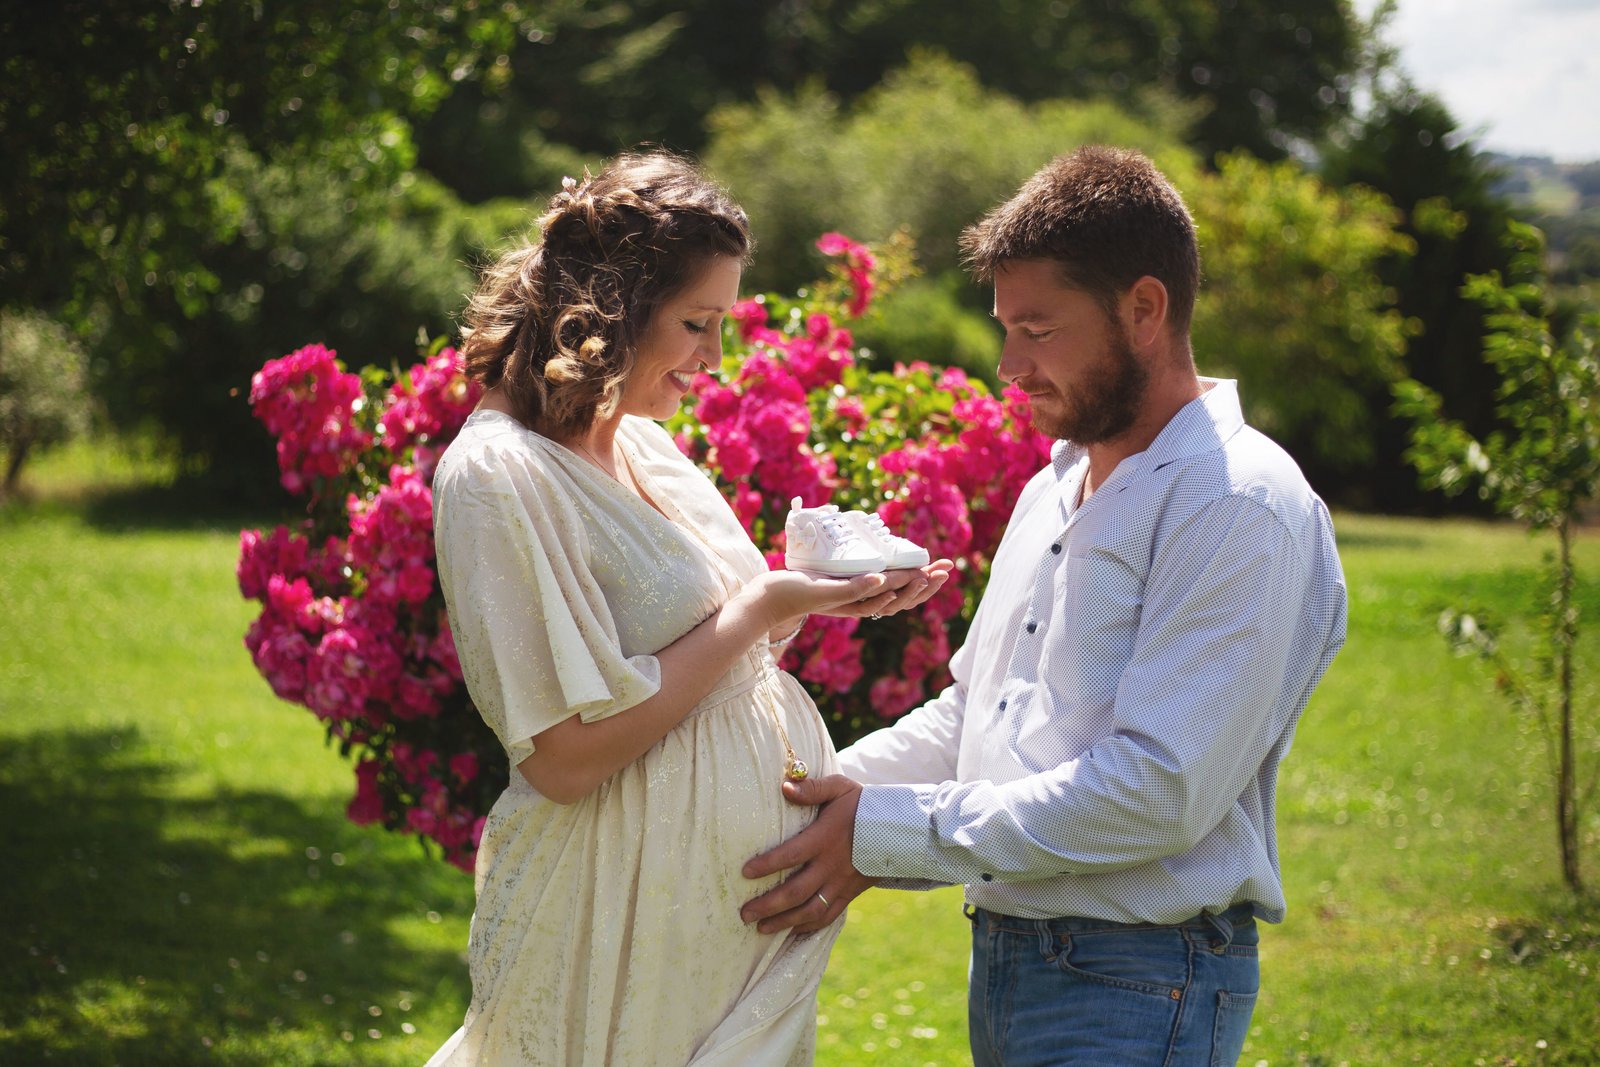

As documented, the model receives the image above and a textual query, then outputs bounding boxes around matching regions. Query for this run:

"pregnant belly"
[475,675,830,929]
[634,696,820,895]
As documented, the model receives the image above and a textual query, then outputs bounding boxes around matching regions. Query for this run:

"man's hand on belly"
[739,774,878,934]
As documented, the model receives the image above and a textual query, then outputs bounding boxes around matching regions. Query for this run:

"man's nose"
[995,337,1026,385]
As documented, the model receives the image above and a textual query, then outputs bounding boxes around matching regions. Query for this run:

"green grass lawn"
[2,446,1597,1065]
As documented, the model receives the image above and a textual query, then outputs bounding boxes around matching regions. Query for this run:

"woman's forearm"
[767,614,806,645]
[518,570,894,803]
[516,593,775,804]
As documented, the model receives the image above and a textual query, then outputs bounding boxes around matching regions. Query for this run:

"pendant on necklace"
[784,756,809,782]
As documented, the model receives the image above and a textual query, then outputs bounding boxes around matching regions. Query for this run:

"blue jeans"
[967,903,1260,1067]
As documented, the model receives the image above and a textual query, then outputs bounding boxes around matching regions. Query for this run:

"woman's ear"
[1121,275,1170,349]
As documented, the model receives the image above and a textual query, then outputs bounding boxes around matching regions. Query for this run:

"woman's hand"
[810,558,954,621]
[734,569,894,630]
[736,558,954,633]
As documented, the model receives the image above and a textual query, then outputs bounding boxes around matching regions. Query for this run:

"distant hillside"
[1486,153,1600,215]
[1486,153,1600,284]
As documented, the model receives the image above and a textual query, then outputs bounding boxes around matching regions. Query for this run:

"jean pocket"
[1211,988,1257,1066]
[1053,928,1188,999]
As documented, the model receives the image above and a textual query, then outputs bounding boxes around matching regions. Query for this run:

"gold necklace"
[764,690,809,781]
[573,437,642,494]
[573,434,804,781]
[574,439,615,478]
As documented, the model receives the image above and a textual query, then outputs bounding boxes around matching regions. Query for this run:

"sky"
[1352,0,1600,162]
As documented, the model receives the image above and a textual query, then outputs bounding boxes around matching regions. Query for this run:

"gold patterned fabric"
[426,411,840,1066]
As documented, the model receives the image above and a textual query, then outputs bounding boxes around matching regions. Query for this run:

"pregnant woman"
[424,149,948,1066]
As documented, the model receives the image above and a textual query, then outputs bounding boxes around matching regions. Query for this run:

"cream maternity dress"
[425,410,841,1067]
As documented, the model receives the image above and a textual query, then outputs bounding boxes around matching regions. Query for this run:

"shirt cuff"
[852,783,944,880]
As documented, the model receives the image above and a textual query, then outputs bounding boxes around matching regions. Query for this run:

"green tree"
[702,52,1196,378]
[804,0,1367,161]
[1394,222,1600,892]
[414,0,757,199]
[1547,219,1600,286]
[0,1,550,485]
[0,0,546,314]
[705,51,1197,293]
[707,55,1414,483]
[1567,163,1600,205]
[410,0,1371,206]
[1189,152,1414,487]
[1320,82,1521,511]
[0,312,92,496]
[127,150,530,489]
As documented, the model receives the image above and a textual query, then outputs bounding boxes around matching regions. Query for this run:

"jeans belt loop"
[1202,909,1235,951]
[1035,918,1057,961]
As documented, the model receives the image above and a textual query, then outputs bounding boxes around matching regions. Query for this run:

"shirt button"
[981,873,993,882]
[1051,543,1062,554]
[1026,622,1037,634]
[998,699,1007,711]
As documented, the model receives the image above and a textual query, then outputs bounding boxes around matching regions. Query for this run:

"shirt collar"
[1049,377,1245,491]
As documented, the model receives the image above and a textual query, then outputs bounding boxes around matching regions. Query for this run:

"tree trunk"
[1557,516,1582,891]
[2,438,29,498]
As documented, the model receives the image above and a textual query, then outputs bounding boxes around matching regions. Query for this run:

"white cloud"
[1354,0,1600,160]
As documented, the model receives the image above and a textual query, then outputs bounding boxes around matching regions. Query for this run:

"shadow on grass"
[0,727,469,1066]
[80,478,288,535]
[0,479,286,536]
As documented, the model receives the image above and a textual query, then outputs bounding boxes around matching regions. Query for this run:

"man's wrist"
[851,782,944,881]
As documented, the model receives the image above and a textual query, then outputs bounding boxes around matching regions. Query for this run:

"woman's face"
[620,254,742,422]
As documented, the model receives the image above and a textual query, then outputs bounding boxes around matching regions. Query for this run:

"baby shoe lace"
[817,511,864,547]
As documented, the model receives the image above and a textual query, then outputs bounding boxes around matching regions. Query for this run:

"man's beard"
[1031,324,1149,444]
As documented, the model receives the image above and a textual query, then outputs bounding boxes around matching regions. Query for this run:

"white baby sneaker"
[843,509,930,569]
[784,496,886,576]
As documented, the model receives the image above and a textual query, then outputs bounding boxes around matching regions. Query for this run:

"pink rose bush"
[669,234,1051,735]
[241,341,495,871]
[242,235,1049,868]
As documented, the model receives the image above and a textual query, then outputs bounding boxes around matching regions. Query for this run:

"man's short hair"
[960,145,1200,332]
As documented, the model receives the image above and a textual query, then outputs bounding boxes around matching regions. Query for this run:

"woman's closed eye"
[682,319,710,334]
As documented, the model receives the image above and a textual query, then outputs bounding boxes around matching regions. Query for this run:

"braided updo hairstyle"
[460,150,752,436]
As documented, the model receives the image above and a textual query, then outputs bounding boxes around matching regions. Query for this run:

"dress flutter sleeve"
[433,454,662,767]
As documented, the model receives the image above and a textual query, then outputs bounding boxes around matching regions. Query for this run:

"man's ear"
[1121,276,1170,349]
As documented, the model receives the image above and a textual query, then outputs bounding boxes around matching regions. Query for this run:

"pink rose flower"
[237,525,311,600]
[249,344,373,496]
[347,759,386,825]
[450,751,480,786]
[869,675,925,720]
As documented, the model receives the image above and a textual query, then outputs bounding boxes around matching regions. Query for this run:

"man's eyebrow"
[995,310,1057,326]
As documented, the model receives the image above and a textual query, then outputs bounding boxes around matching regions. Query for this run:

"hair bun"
[544,173,596,231]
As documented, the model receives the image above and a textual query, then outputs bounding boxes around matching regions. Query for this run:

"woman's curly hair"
[459,150,752,436]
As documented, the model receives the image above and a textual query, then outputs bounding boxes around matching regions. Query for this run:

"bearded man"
[742,145,1349,1067]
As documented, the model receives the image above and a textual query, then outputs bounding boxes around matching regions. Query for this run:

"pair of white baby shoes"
[783,496,929,576]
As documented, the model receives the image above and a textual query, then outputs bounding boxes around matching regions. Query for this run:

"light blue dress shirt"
[840,379,1347,924]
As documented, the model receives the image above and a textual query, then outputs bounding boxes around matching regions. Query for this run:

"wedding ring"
[868,613,882,620]
[816,891,830,909]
